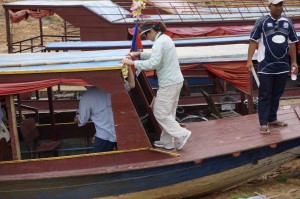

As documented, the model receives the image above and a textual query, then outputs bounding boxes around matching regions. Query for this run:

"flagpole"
[135,14,142,75]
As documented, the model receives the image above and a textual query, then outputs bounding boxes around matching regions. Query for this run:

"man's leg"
[269,73,288,122]
[93,137,115,152]
[154,83,188,140]
[155,83,183,149]
[258,74,273,126]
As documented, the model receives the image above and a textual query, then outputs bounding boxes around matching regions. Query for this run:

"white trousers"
[154,82,188,144]
[0,121,10,142]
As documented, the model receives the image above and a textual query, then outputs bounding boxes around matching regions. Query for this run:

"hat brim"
[269,0,283,4]
[139,28,152,37]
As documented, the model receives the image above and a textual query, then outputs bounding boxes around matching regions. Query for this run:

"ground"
[199,161,300,199]
[0,1,300,198]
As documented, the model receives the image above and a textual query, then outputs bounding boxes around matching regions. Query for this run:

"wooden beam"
[5,95,21,160]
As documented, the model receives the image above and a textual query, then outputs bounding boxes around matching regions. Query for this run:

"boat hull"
[1,139,299,199]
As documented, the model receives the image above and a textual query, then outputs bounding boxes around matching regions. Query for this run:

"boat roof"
[0,44,254,75]
[45,32,300,51]
[0,44,257,74]
[45,35,251,51]
[0,50,124,74]
[4,0,300,23]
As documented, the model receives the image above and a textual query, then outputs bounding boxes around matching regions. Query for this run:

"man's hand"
[74,115,79,124]
[121,57,134,65]
[246,60,254,72]
[291,62,299,74]
[129,52,140,58]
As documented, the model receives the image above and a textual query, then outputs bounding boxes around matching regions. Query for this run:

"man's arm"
[246,40,258,71]
[74,95,90,127]
[289,43,299,74]
[127,66,135,89]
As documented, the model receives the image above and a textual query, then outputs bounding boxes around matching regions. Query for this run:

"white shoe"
[154,140,174,150]
[175,130,191,150]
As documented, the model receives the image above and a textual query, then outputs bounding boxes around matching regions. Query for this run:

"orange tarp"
[145,62,251,95]
[9,10,54,23]
[202,61,250,95]
[0,79,88,96]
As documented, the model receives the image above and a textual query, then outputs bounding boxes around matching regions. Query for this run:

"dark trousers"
[93,137,116,153]
[258,73,288,126]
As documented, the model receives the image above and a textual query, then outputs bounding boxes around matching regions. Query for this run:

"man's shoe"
[175,131,191,150]
[154,140,174,150]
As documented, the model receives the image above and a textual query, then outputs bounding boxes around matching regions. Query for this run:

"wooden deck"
[181,105,300,161]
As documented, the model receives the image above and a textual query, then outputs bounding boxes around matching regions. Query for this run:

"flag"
[130,20,143,53]
[130,20,143,74]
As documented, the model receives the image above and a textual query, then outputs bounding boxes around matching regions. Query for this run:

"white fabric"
[0,102,9,142]
[269,0,283,4]
[154,82,189,143]
[0,102,3,121]
[0,121,10,142]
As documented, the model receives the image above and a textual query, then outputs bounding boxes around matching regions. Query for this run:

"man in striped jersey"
[246,0,298,134]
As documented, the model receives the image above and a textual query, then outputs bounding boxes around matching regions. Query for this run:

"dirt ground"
[0,1,300,198]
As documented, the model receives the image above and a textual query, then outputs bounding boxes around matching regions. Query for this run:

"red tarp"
[0,79,89,96]
[165,26,255,38]
[145,62,251,95]
[9,10,54,23]
[202,61,250,95]
[129,24,300,38]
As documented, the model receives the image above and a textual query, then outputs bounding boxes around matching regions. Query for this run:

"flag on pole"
[130,20,143,53]
[127,0,145,75]
[130,20,143,74]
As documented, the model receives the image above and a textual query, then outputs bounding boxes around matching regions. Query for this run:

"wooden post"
[5,9,13,54]
[5,95,21,160]
[17,94,23,124]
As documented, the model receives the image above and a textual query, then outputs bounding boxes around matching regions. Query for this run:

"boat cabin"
[0,50,157,161]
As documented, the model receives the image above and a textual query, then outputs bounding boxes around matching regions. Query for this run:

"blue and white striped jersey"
[250,14,298,74]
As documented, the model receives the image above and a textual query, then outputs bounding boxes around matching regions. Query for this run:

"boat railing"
[14,103,39,124]
[112,0,300,22]
[10,35,80,53]
[130,71,162,142]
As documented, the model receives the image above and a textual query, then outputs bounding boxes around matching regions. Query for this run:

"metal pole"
[39,15,44,48]
[64,19,67,41]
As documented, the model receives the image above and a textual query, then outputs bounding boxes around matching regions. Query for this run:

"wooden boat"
[3,0,300,53]
[1,49,300,199]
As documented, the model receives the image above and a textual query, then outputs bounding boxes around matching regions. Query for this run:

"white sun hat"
[269,0,283,4]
